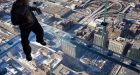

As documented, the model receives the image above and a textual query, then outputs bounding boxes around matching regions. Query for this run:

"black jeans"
[19,21,44,56]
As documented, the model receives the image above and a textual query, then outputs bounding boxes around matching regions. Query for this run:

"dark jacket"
[11,2,38,26]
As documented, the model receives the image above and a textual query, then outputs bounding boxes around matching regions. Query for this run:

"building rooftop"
[53,64,88,75]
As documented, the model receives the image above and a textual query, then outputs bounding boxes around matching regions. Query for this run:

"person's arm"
[29,6,37,11]
[29,6,42,14]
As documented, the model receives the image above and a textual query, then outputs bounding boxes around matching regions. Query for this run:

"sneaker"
[26,55,32,61]
[37,41,46,46]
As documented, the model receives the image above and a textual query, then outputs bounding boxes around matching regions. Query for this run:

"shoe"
[37,41,46,46]
[26,55,32,61]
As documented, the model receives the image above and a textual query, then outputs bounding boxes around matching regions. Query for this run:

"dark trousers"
[19,21,44,56]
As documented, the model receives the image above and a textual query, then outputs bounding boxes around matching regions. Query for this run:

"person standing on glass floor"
[11,0,46,61]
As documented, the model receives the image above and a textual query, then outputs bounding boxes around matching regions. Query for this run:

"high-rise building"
[61,39,76,58]
[60,36,84,58]
[127,44,140,62]
[93,30,108,49]
[108,37,128,55]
